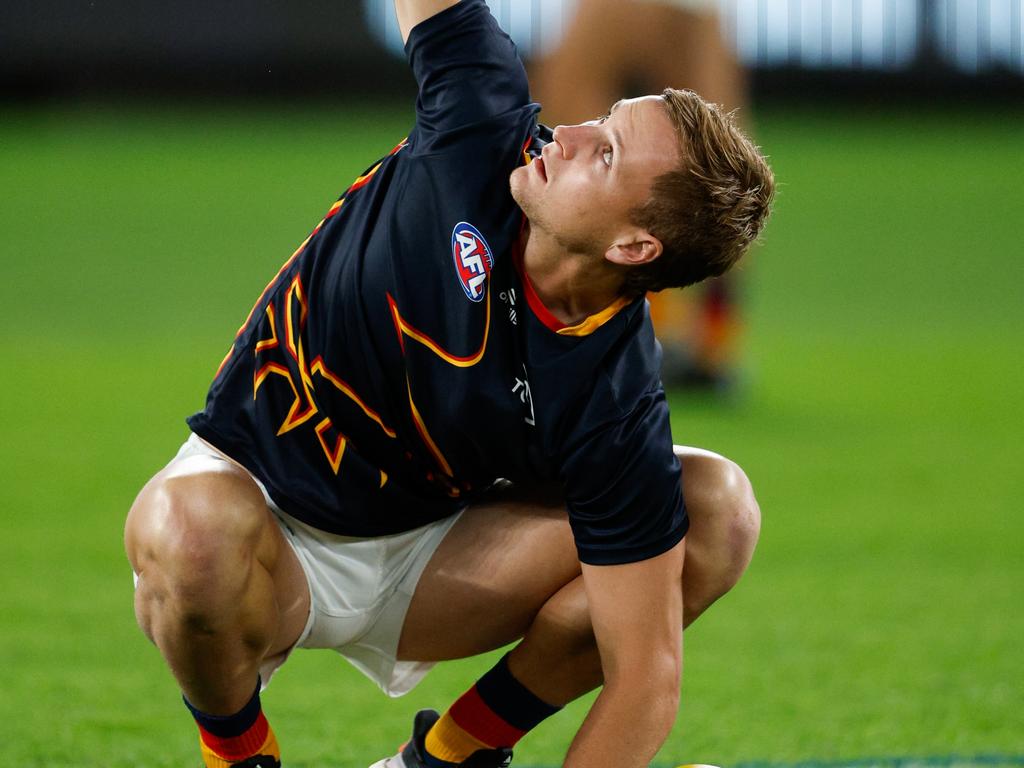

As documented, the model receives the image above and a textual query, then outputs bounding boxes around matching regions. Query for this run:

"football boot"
[367,709,512,768]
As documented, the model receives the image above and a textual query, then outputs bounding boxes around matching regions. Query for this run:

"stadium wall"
[2,0,1022,102]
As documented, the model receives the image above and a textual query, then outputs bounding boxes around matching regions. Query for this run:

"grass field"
[1,100,1022,767]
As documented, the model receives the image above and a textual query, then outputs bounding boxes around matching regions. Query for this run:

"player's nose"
[551,123,591,161]
[551,125,572,159]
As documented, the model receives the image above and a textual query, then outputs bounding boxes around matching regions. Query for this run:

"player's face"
[511,95,680,256]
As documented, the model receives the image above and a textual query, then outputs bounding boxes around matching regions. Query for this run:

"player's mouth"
[534,156,547,182]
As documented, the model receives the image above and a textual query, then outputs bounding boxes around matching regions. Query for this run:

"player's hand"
[394,0,462,43]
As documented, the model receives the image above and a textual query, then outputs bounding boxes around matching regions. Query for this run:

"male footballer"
[124,1,774,766]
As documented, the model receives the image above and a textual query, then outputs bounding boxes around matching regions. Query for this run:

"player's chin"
[509,168,532,207]
[510,164,530,191]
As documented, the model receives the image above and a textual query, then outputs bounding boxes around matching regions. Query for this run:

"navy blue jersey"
[187,0,686,565]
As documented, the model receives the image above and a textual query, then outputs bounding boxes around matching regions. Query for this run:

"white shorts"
[164,434,462,697]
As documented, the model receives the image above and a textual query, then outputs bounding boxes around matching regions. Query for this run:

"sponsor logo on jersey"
[513,364,536,426]
[451,222,494,302]
[500,288,518,325]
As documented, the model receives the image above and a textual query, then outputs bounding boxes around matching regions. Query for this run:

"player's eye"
[596,114,609,124]
[603,147,613,167]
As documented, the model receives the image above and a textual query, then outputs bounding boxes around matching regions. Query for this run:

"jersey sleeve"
[404,0,533,139]
[559,387,689,566]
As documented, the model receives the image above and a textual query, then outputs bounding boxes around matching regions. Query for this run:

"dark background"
[3,0,1022,102]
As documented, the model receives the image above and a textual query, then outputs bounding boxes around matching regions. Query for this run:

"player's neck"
[519,222,626,327]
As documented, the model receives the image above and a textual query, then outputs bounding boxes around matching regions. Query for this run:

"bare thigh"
[398,447,760,662]
[398,483,578,662]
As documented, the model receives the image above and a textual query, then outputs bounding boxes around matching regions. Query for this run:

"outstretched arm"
[395,0,462,43]
[566,540,686,768]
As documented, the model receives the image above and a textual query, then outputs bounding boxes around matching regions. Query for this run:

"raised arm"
[566,539,686,768]
[395,0,462,43]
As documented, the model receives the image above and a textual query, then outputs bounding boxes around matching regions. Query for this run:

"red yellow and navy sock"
[183,679,281,768]
[424,654,561,765]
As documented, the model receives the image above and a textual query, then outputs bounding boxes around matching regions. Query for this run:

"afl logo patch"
[451,222,494,302]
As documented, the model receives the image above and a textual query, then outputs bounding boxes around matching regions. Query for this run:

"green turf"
[1,101,1021,767]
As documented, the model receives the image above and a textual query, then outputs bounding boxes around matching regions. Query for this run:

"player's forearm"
[571,542,685,766]
[563,657,680,768]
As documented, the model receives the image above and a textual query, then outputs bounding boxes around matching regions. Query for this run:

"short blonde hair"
[623,89,775,295]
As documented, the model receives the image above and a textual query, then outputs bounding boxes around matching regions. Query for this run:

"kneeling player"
[124,1,773,766]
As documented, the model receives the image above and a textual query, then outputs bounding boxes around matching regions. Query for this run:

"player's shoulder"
[588,298,665,412]
[531,296,663,437]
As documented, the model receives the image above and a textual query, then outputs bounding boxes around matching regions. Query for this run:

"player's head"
[511,94,677,269]
[511,89,774,296]
[621,89,774,295]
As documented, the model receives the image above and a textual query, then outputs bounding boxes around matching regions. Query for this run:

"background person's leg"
[531,0,751,391]
[529,0,632,126]
[641,4,750,389]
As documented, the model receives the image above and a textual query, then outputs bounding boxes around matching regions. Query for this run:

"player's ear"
[604,229,663,267]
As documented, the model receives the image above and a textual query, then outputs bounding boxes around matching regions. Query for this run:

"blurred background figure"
[531,0,752,392]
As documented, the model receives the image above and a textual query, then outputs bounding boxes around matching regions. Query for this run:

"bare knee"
[687,451,760,563]
[675,447,761,622]
[124,458,271,638]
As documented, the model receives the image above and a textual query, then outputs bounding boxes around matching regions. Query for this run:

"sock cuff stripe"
[449,685,527,748]
[199,711,271,761]
[184,678,262,738]
[475,654,561,732]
